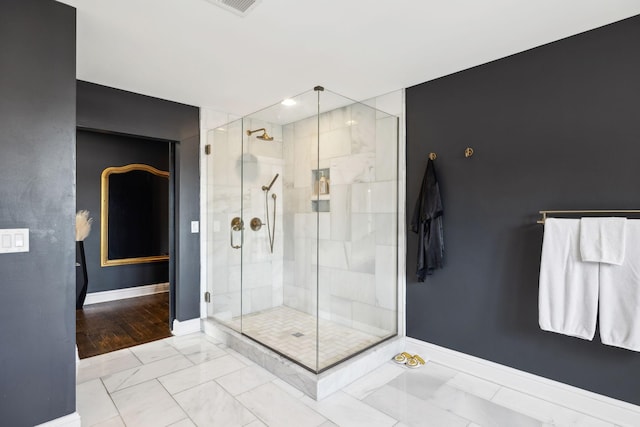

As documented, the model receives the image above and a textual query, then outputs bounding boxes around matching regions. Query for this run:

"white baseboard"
[406,337,640,426]
[172,317,201,336]
[84,282,169,305]
[35,412,81,427]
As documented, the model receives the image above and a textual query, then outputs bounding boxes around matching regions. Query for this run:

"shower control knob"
[250,218,263,231]
[230,217,244,231]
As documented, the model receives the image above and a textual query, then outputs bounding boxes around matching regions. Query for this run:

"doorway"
[75,129,174,358]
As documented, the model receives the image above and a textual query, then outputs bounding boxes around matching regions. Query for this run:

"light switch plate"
[191,221,199,233]
[0,228,29,254]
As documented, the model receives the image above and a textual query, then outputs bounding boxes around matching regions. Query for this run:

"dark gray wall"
[76,130,169,293]
[0,1,77,425]
[406,15,640,404]
[77,81,201,321]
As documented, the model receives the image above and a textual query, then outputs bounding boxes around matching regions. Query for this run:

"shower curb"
[203,318,405,400]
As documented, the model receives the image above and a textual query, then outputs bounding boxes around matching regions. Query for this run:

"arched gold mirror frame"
[101,163,169,267]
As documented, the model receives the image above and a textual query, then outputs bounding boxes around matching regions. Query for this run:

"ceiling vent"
[204,0,261,17]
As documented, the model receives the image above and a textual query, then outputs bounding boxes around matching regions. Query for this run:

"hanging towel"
[538,218,599,340]
[411,158,444,281]
[579,217,626,265]
[598,219,640,352]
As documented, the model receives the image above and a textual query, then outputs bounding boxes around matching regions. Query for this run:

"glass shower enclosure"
[206,87,398,373]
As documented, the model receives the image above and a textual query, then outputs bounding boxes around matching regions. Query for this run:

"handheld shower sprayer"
[258,173,279,253]
[262,173,279,192]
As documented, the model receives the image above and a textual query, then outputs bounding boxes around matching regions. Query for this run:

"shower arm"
[262,173,279,192]
[246,128,266,136]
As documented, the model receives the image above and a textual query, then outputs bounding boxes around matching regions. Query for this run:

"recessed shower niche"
[204,86,401,399]
[311,168,330,212]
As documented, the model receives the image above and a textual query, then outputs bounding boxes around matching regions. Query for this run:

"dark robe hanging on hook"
[411,158,444,281]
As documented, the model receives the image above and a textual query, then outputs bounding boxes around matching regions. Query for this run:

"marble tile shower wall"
[207,119,284,321]
[283,103,398,337]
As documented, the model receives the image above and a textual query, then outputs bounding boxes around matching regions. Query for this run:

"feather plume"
[76,210,93,241]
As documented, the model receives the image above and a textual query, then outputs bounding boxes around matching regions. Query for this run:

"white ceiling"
[58,0,640,117]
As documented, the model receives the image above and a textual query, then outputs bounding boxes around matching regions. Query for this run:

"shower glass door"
[206,118,243,331]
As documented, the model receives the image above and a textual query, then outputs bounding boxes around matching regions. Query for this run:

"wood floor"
[76,292,171,359]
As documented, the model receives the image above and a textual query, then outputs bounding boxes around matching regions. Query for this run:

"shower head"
[246,128,274,141]
[257,133,274,141]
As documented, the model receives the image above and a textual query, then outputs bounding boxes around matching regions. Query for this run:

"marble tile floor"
[219,306,388,371]
[77,332,622,427]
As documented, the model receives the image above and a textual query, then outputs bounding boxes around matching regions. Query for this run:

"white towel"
[598,219,640,352]
[539,218,599,340]
[579,217,626,265]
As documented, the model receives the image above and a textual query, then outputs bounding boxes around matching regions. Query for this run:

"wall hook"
[428,152,437,160]
[464,147,474,158]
